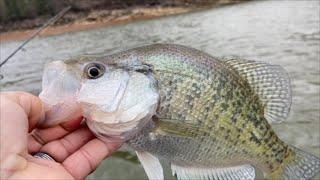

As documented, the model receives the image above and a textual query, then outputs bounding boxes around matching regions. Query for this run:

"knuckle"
[79,148,96,171]
[41,141,68,161]
[31,130,46,145]
[58,138,73,155]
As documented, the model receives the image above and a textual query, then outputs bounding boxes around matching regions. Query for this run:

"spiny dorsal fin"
[171,163,255,180]
[222,58,292,123]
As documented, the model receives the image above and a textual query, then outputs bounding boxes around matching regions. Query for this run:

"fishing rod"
[0,6,71,68]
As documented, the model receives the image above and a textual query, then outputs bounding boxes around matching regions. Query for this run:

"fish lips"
[85,105,157,142]
[39,61,83,127]
[39,99,83,127]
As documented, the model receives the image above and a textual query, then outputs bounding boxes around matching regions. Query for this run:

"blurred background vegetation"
[0,0,248,23]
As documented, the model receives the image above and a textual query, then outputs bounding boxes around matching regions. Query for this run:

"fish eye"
[85,63,105,79]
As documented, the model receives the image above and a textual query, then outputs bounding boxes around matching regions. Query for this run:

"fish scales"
[125,44,290,171]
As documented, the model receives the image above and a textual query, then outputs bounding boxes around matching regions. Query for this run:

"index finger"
[62,138,123,179]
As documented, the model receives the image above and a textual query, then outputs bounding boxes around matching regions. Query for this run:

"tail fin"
[281,146,320,179]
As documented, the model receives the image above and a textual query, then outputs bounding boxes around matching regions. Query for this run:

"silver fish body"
[39,44,320,180]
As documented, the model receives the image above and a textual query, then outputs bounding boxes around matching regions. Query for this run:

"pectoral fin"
[154,117,208,138]
[136,151,164,180]
[171,163,255,180]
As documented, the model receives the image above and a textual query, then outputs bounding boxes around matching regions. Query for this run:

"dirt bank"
[0,6,200,42]
[0,0,249,42]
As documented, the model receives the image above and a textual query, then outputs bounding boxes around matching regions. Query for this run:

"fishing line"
[0,6,71,69]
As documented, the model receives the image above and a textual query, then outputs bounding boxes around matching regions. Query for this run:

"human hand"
[0,92,123,179]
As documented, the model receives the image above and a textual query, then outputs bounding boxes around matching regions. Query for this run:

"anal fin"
[136,151,164,180]
[171,163,255,180]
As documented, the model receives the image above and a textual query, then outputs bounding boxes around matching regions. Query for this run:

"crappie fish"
[39,44,320,180]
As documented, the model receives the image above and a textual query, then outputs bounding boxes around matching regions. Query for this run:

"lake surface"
[1,0,319,179]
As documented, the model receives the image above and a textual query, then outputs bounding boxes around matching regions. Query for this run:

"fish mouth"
[39,99,83,127]
[39,60,82,126]
[85,109,156,142]
[38,60,160,142]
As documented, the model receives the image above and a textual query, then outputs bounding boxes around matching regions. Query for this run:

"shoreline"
[0,6,203,42]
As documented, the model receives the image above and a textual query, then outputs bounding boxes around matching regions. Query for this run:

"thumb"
[1,92,45,132]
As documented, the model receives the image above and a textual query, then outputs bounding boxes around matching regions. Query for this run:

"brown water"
[1,0,319,179]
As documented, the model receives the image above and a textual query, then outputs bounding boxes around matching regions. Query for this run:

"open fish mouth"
[39,60,82,126]
[38,60,159,142]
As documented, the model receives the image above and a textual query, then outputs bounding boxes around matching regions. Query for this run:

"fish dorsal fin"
[136,151,164,180]
[222,58,292,123]
[171,163,255,180]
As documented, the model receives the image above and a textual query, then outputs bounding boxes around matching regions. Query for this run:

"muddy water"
[1,0,319,179]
